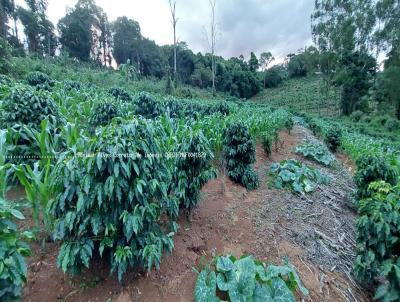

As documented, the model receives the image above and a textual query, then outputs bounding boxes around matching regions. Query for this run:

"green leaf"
[10,209,25,220]
[194,269,219,302]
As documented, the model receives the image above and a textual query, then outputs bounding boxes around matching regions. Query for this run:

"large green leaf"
[194,270,220,302]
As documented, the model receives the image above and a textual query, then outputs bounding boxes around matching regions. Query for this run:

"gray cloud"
[177,0,314,60]
[16,0,315,61]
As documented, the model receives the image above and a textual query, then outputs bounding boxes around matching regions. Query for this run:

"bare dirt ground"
[19,125,371,302]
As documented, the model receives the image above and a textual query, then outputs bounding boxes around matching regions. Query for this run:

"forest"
[0,0,400,301]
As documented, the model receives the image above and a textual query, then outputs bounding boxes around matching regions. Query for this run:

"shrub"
[174,131,217,212]
[354,182,400,301]
[89,101,118,128]
[261,132,273,157]
[385,118,400,132]
[0,85,60,129]
[264,65,287,88]
[308,118,320,135]
[0,37,12,73]
[224,123,259,190]
[225,96,241,103]
[295,142,336,166]
[241,169,260,190]
[288,55,307,78]
[175,87,194,99]
[212,102,230,116]
[285,116,294,134]
[194,255,308,302]
[324,128,342,152]
[269,159,329,194]
[63,80,81,91]
[350,110,364,122]
[354,155,398,199]
[109,87,132,102]
[136,92,162,119]
[0,198,32,301]
[164,98,184,118]
[0,74,12,86]
[26,71,55,91]
[51,120,178,280]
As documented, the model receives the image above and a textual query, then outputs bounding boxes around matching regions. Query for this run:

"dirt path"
[21,126,370,302]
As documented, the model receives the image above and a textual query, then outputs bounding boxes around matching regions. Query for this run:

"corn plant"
[0,130,11,199]
[12,120,61,235]
[13,160,58,236]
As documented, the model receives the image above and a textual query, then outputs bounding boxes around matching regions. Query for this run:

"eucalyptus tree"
[17,0,57,55]
[259,51,274,87]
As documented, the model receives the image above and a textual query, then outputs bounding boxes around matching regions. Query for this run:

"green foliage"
[269,159,329,194]
[295,142,336,166]
[285,116,294,134]
[0,37,12,73]
[213,102,230,116]
[89,101,118,128]
[63,80,81,91]
[324,128,342,152]
[354,155,398,199]
[109,87,132,102]
[354,182,400,302]
[241,169,260,191]
[264,65,287,88]
[175,87,193,99]
[350,110,364,122]
[111,17,141,66]
[0,84,60,129]
[194,255,308,302]
[174,131,217,212]
[26,71,55,91]
[58,0,108,62]
[287,54,307,78]
[224,123,259,190]
[12,119,60,234]
[261,132,274,157]
[385,118,400,132]
[51,120,177,280]
[0,198,33,302]
[340,52,376,116]
[135,92,162,119]
[254,76,341,116]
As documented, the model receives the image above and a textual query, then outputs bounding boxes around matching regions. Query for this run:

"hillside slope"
[253,76,341,116]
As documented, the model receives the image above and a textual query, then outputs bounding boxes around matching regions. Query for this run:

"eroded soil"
[20,126,371,302]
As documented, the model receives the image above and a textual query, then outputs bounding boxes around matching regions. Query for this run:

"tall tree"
[207,0,217,92]
[168,0,178,80]
[248,52,259,72]
[377,0,400,119]
[112,17,141,67]
[17,0,57,55]
[58,0,110,62]
[0,0,14,38]
[259,51,274,87]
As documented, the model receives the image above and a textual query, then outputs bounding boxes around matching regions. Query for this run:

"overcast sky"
[16,0,315,61]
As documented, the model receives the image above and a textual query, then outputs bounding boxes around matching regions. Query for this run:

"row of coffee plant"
[300,114,400,301]
[0,73,291,299]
